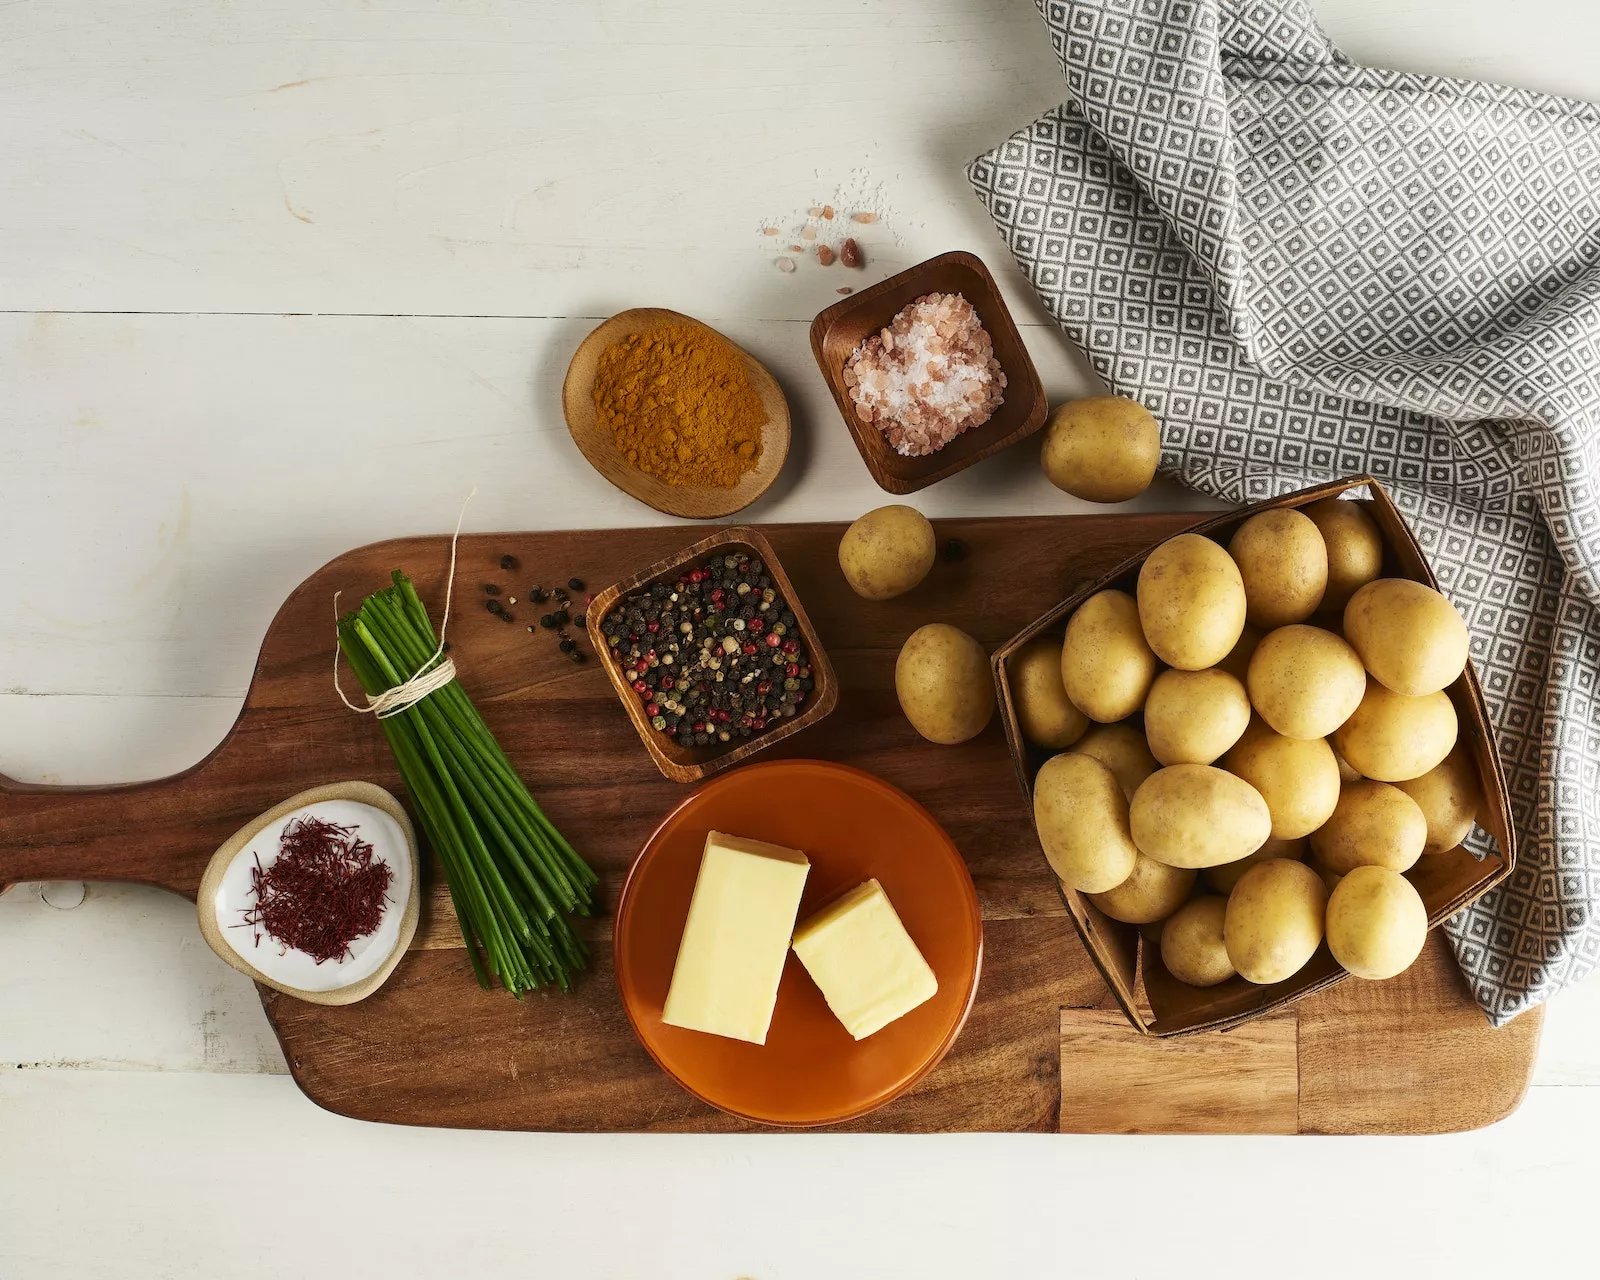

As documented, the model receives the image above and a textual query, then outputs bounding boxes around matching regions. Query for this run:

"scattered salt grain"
[842,292,1006,457]
[776,257,797,274]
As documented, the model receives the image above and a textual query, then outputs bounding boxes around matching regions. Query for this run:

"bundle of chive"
[337,571,597,994]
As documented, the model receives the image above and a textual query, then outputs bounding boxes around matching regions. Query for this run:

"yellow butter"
[792,879,938,1040]
[661,831,810,1045]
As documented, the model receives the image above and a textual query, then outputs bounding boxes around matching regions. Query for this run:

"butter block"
[792,879,938,1040]
[661,831,810,1044]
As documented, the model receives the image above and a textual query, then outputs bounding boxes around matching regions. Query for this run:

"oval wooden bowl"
[562,308,791,519]
[196,781,421,1007]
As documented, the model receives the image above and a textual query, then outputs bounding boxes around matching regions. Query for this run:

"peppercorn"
[486,598,504,615]
[568,577,584,592]
[500,554,518,571]
[484,583,501,595]
[541,614,557,629]
[559,638,576,654]
[529,585,545,602]
[569,650,585,664]
[943,537,969,563]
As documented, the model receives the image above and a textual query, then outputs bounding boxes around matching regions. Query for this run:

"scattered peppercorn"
[559,638,576,654]
[540,613,557,629]
[567,577,585,592]
[500,554,518,571]
[943,537,969,563]
[569,650,586,664]
[486,598,504,615]
[484,583,501,595]
[529,585,546,603]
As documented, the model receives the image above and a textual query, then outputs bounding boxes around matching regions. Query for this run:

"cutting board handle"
[0,766,217,902]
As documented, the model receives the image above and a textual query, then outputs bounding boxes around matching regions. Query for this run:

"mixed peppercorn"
[601,552,813,748]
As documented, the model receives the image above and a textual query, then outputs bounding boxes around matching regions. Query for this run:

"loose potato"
[1009,635,1088,750]
[1304,497,1384,612]
[1309,780,1427,875]
[1136,533,1248,671]
[1331,678,1458,782]
[1216,622,1263,684]
[1160,896,1236,987]
[837,504,937,600]
[1039,396,1161,503]
[895,624,994,745]
[1071,723,1159,802]
[1245,624,1366,740]
[1033,753,1139,893]
[1222,719,1341,840]
[1327,866,1428,980]
[1128,764,1272,869]
[1224,859,1328,985]
[1395,746,1482,854]
[1344,578,1469,696]
[1204,835,1307,895]
[1087,854,1196,924]
[1143,668,1251,765]
[1229,509,1328,628]
[1062,589,1158,722]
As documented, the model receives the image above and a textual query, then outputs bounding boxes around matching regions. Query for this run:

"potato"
[1344,578,1469,696]
[1039,395,1161,503]
[1309,780,1427,875]
[1009,635,1088,750]
[1327,866,1428,980]
[895,623,994,745]
[1222,719,1340,840]
[1143,668,1251,765]
[1224,859,1328,985]
[1136,533,1247,670]
[1071,723,1159,801]
[1334,750,1362,782]
[1061,590,1158,722]
[1304,497,1384,612]
[1087,854,1196,924]
[1032,753,1139,893]
[1216,622,1263,684]
[1128,764,1272,869]
[1204,835,1306,895]
[1245,624,1366,739]
[1395,746,1482,855]
[1159,896,1236,987]
[837,504,937,600]
[1309,857,1344,895]
[1228,509,1328,628]
[1331,678,1458,782]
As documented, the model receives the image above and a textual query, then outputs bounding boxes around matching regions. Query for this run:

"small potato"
[1033,753,1139,893]
[1344,578,1469,696]
[1216,622,1263,684]
[1222,719,1341,840]
[1224,859,1328,985]
[1395,746,1482,854]
[1327,866,1429,980]
[1062,590,1158,722]
[1229,509,1328,628]
[895,623,994,745]
[1039,396,1161,503]
[1009,635,1088,750]
[1160,896,1236,987]
[1331,678,1458,782]
[1137,534,1248,671]
[1304,497,1384,612]
[1143,668,1251,765]
[1071,723,1159,801]
[1129,764,1272,869]
[837,504,937,600]
[1245,624,1366,740]
[1204,835,1306,895]
[1310,780,1427,875]
[1087,854,1196,924]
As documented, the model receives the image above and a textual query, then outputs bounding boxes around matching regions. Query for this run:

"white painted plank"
[0,310,1209,701]
[4,1070,1600,1279]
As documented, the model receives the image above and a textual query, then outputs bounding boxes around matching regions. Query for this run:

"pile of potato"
[1019,498,1481,989]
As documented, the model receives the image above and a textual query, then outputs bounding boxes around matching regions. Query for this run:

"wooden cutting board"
[0,516,1542,1134]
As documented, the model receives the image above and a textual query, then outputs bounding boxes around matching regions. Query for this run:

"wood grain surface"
[0,516,1542,1133]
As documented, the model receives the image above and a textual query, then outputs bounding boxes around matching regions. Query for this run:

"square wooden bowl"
[809,250,1047,494]
[991,475,1516,1037]
[586,527,839,784]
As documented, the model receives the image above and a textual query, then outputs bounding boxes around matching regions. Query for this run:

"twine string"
[333,488,476,719]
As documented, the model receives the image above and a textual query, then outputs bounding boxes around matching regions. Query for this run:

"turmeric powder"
[592,324,765,488]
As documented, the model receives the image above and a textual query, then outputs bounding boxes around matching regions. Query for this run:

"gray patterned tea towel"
[968,0,1600,1024]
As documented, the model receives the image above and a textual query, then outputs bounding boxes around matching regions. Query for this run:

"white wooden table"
[5,3,1600,1275]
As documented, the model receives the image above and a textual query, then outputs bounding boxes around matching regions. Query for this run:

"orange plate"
[614,759,983,1127]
